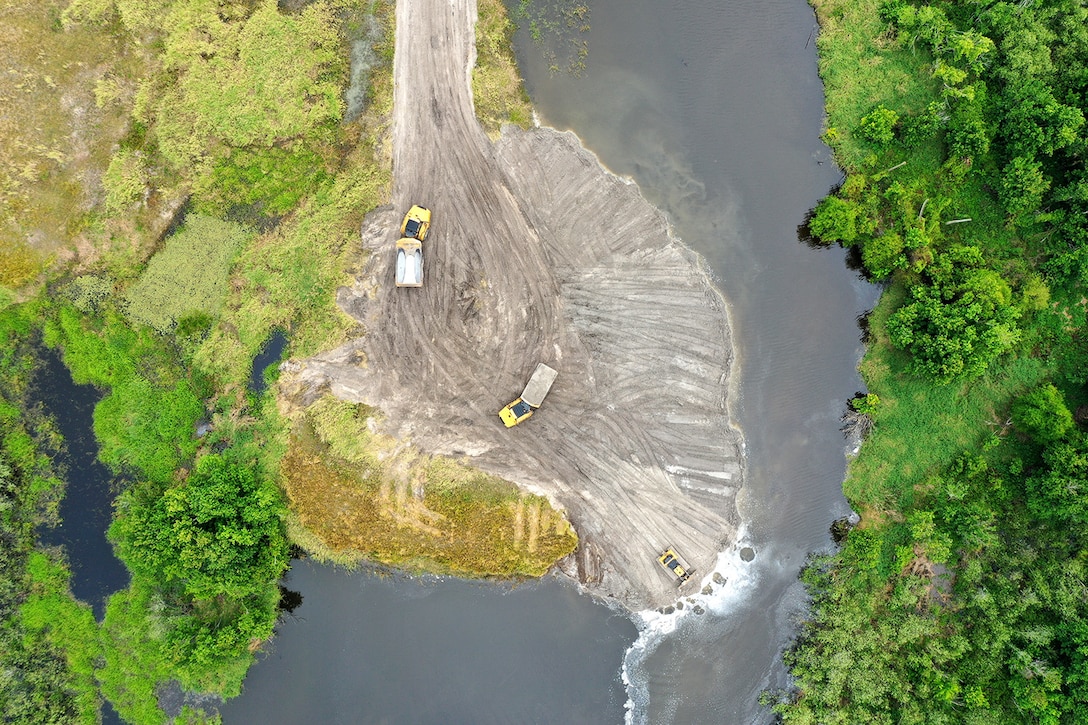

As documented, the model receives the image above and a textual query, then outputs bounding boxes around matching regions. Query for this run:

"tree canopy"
[886,246,1020,382]
[112,454,287,602]
[779,0,1088,721]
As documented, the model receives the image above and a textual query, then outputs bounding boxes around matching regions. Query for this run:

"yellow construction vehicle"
[401,205,432,241]
[658,547,694,584]
[499,363,558,427]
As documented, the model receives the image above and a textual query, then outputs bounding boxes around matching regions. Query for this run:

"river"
[506,0,879,721]
[42,0,877,720]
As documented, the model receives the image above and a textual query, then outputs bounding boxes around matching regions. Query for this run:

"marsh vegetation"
[0,0,565,721]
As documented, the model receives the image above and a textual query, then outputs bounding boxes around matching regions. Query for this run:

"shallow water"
[250,330,289,394]
[33,346,129,621]
[508,0,880,721]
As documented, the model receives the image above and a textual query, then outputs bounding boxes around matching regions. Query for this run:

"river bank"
[773,0,1088,720]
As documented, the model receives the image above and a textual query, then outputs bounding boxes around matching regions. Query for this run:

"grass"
[473,0,534,138]
[20,552,103,725]
[97,585,174,725]
[846,280,1048,510]
[812,0,938,171]
[0,0,146,291]
[195,145,334,217]
[280,395,577,576]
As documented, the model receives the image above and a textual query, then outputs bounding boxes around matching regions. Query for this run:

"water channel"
[34,346,129,622]
[32,346,126,725]
[40,0,878,721]
[223,0,878,722]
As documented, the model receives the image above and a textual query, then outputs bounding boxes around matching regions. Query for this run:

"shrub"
[899,101,944,148]
[861,232,905,279]
[124,215,250,333]
[858,105,900,145]
[102,149,149,215]
[154,1,345,172]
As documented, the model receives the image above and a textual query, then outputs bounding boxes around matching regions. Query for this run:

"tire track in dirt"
[294,0,745,609]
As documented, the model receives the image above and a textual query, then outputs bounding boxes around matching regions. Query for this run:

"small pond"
[33,345,128,621]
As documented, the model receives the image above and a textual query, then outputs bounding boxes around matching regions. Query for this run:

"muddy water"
[219,563,636,723]
[224,1,876,722]
[509,0,880,721]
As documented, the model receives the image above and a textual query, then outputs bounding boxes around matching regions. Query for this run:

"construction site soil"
[290,0,745,610]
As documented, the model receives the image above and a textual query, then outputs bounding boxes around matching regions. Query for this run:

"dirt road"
[294,0,745,610]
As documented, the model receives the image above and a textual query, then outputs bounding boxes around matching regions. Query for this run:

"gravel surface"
[292,0,745,610]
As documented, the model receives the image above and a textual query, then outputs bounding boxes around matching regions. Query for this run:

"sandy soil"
[292,0,745,610]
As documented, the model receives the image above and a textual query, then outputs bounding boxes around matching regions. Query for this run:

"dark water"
[250,330,289,394]
[509,0,880,722]
[33,346,129,621]
[219,562,637,724]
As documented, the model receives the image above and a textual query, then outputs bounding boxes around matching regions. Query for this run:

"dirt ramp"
[291,0,744,610]
[297,125,743,610]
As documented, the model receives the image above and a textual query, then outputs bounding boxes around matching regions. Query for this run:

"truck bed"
[521,363,558,408]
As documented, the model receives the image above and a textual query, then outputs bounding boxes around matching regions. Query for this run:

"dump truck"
[658,547,694,584]
[498,363,558,427]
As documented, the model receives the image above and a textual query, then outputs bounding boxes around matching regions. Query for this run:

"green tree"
[1026,431,1088,535]
[886,248,1021,382]
[1012,383,1074,444]
[810,195,861,244]
[1000,155,1051,218]
[946,102,989,162]
[112,454,287,601]
[1002,80,1084,159]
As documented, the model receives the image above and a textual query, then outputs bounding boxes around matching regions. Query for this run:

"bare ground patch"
[288,0,745,610]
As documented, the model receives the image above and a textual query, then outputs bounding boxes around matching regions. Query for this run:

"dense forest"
[0,0,548,723]
[777,0,1088,722]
